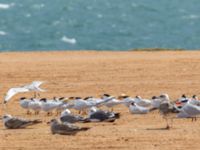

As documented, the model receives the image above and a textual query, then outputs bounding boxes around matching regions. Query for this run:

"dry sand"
[1,51,200,150]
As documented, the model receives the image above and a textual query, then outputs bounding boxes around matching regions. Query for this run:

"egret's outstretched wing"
[4,87,29,103]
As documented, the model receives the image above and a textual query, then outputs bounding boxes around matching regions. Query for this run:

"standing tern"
[177,102,200,121]
[19,97,32,114]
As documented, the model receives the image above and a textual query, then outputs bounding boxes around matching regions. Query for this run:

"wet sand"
[1,51,200,150]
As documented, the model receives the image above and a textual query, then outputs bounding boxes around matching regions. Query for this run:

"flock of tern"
[1,81,200,135]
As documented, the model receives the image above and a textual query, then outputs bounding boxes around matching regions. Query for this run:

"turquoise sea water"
[0,0,200,51]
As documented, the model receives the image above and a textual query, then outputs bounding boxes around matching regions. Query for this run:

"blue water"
[0,0,200,51]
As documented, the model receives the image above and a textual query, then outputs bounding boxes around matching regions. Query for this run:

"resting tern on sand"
[118,94,135,107]
[87,107,120,122]
[0,114,42,129]
[84,96,112,107]
[134,96,152,107]
[102,94,124,111]
[4,81,46,104]
[69,96,113,114]
[49,119,90,135]
[187,95,200,106]
[177,94,189,103]
[177,102,200,121]
[129,102,151,114]
[60,109,89,123]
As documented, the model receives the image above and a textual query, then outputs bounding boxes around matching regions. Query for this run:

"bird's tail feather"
[81,118,91,123]
[32,119,42,124]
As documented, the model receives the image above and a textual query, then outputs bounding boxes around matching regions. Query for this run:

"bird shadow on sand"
[145,127,171,131]
[1,128,35,130]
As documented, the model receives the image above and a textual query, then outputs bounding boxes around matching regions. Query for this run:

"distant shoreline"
[0,48,195,53]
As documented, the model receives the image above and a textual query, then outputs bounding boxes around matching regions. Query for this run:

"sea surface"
[0,0,200,51]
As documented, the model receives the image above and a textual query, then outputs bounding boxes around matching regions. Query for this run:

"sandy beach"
[1,51,200,150]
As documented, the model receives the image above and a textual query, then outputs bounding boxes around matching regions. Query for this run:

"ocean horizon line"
[0,48,195,53]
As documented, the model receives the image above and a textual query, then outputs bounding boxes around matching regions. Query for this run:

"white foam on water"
[0,31,7,36]
[97,14,103,18]
[182,14,199,20]
[61,36,77,45]
[131,2,138,8]
[32,4,45,9]
[0,3,14,10]
[52,20,60,26]
[25,13,31,18]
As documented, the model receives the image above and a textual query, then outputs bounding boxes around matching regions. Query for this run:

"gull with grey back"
[49,119,90,135]
[1,114,42,129]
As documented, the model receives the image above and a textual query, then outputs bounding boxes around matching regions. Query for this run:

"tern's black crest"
[20,97,27,100]
[152,96,157,99]
[103,94,110,97]
[182,94,186,98]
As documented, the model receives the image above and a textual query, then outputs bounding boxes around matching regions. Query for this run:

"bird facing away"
[49,119,90,135]
[159,101,179,129]
[1,114,42,129]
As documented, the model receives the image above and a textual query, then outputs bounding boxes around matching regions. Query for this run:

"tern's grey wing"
[51,123,90,135]
[183,104,200,116]
[177,111,190,118]
[63,123,80,130]
[5,118,31,129]
[61,123,90,132]
[90,111,109,121]
[60,114,78,123]
[51,123,81,135]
